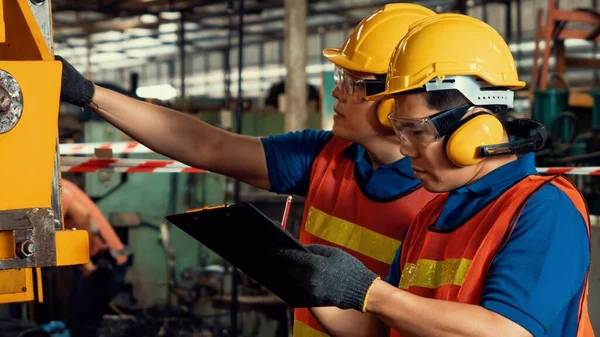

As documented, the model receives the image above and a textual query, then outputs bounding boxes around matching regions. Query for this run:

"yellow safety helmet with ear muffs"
[323,3,436,129]
[364,13,542,166]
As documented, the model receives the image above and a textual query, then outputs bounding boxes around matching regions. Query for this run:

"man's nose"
[332,85,345,101]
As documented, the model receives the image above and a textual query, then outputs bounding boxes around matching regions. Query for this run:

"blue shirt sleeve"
[481,184,590,336]
[260,129,333,196]
[385,244,402,286]
[385,229,407,286]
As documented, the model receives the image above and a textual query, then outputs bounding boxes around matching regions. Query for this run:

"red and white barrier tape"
[59,142,152,155]
[59,153,600,176]
[61,156,190,168]
[62,166,205,173]
[60,157,206,173]
[536,167,600,175]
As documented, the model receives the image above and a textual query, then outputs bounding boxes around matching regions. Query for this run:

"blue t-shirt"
[385,153,590,337]
[260,129,421,199]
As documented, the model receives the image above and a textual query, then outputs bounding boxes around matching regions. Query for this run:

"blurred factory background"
[3,0,599,337]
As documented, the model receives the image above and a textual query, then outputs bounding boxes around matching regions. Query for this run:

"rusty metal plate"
[0,208,56,269]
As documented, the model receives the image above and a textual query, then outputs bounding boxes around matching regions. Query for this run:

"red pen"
[281,196,292,230]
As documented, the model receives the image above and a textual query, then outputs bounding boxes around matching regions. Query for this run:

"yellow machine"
[0,0,89,304]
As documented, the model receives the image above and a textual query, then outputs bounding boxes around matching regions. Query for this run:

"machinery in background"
[0,0,89,305]
[529,0,600,212]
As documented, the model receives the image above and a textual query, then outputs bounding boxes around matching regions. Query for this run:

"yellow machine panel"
[0,61,61,210]
[0,0,90,304]
[0,268,40,303]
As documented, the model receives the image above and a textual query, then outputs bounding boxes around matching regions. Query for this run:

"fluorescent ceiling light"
[125,37,162,49]
[143,45,179,57]
[67,37,87,46]
[127,28,153,37]
[125,45,177,58]
[159,33,178,43]
[187,29,228,40]
[160,11,181,20]
[136,84,178,100]
[185,22,199,30]
[91,52,125,63]
[140,14,159,24]
[97,58,148,70]
[125,49,148,58]
[92,30,122,43]
[203,17,228,25]
[159,22,179,33]
[95,42,123,52]
[246,26,263,33]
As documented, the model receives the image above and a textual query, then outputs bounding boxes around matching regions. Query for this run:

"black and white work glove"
[277,244,380,312]
[55,55,95,107]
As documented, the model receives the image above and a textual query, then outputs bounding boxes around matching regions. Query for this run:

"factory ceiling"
[49,0,465,69]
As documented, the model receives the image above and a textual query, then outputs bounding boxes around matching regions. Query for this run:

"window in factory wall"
[324,30,345,52]
[229,48,239,69]
[209,52,223,71]
[263,41,280,64]
[244,45,260,67]
[308,34,321,58]
[192,53,205,74]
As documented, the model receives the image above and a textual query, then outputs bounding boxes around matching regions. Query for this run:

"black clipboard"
[165,203,310,307]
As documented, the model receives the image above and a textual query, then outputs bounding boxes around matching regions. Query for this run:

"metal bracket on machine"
[0,208,56,269]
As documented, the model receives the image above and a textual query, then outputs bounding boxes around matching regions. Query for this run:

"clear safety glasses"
[387,104,478,147]
[333,66,385,103]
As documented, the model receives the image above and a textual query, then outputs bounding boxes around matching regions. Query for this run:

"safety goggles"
[388,104,475,147]
[333,66,385,103]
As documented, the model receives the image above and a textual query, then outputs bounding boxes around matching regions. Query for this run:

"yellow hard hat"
[322,3,436,74]
[367,13,526,101]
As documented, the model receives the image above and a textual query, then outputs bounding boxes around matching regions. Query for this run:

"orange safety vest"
[391,175,594,337]
[293,138,437,337]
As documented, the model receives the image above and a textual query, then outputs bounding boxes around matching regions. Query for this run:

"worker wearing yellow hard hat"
[54,5,438,337]
[292,5,438,337]
[274,14,594,337]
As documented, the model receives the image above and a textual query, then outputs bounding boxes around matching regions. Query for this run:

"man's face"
[331,67,392,143]
[391,93,487,193]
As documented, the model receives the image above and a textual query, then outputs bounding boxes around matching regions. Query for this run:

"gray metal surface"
[0,70,23,134]
[0,208,56,269]
[28,0,52,52]
[28,0,64,231]
[51,139,63,229]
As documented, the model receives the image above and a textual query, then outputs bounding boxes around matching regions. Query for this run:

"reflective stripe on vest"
[293,138,437,337]
[304,206,401,264]
[390,175,594,337]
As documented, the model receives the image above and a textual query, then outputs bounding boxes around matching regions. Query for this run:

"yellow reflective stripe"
[399,258,472,290]
[305,206,400,264]
[293,320,330,337]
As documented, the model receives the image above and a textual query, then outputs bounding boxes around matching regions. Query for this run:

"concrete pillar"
[284,0,308,132]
